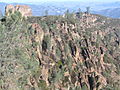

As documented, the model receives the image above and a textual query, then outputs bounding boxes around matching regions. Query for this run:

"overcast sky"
[1,0,120,3]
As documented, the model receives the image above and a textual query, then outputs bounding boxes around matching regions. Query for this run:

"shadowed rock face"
[5,5,32,17]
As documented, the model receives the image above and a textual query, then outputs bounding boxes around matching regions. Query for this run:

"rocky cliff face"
[5,5,32,17]
[0,11,120,90]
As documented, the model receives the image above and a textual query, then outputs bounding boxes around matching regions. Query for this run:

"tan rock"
[31,23,44,43]
[31,23,44,60]
[5,4,32,17]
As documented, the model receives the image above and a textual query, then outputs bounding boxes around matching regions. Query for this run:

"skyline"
[1,0,120,3]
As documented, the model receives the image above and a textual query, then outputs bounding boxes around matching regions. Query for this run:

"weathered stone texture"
[5,5,32,17]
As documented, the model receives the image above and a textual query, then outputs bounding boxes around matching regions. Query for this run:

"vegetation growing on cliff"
[0,11,120,90]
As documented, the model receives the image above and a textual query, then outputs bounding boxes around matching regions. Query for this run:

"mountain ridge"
[1,1,120,17]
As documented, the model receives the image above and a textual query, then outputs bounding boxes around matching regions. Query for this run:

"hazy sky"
[1,0,120,3]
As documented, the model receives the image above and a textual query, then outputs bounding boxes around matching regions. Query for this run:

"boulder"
[5,4,32,17]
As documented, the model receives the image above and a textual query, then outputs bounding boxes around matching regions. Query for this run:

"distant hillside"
[0,2,7,14]
[1,1,120,17]
[94,8,120,18]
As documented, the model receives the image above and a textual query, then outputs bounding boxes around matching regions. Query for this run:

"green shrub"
[56,48,61,58]
[42,35,51,51]
[103,54,114,64]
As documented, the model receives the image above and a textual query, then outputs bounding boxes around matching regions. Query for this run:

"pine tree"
[0,10,3,19]
[65,9,70,19]
[44,10,48,16]
[86,7,90,14]
[78,8,82,18]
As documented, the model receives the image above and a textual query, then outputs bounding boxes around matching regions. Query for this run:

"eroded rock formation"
[5,5,32,17]
[0,12,120,90]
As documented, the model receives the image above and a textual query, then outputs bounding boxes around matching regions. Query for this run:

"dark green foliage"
[42,35,51,51]
[77,8,82,18]
[38,80,48,90]
[81,83,88,90]
[103,54,114,64]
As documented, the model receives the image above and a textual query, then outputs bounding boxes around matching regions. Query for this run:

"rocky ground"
[0,11,120,90]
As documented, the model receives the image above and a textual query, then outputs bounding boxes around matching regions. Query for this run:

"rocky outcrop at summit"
[5,5,32,17]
